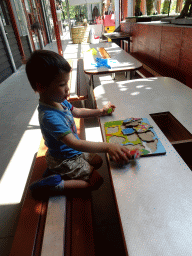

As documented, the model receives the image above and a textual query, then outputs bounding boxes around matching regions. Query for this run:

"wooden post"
[21,0,36,51]
[158,0,161,13]
[6,0,26,59]
[35,0,48,46]
[176,0,183,13]
[140,0,146,15]
[49,0,63,56]
[66,0,72,39]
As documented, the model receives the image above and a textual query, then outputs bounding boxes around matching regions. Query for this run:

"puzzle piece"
[107,108,113,114]
[123,118,142,125]
[123,118,133,124]
[95,58,111,69]
[134,123,153,133]
[104,118,166,157]
[122,127,135,135]
[129,149,141,159]
[87,48,97,55]
[138,131,155,142]
[125,120,141,127]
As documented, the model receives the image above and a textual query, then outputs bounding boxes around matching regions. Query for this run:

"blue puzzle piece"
[122,128,135,135]
[95,57,111,69]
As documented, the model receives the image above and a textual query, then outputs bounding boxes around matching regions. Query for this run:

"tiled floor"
[0,29,140,255]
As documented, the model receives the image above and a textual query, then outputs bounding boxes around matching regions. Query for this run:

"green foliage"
[62,1,87,20]
[161,0,170,14]
[170,0,177,14]
[146,0,154,15]
[135,0,142,15]
[135,0,142,10]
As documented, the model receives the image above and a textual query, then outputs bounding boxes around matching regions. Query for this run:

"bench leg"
[89,75,94,88]
[125,71,134,80]
[112,73,115,80]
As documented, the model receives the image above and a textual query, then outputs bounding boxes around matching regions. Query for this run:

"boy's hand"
[101,102,116,116]
[107,143,132,164]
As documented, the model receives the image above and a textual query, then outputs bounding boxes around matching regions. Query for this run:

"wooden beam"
[35,0,48,46]
[6,0,26,59]
[49,0,63,56]
[21,0,36,51]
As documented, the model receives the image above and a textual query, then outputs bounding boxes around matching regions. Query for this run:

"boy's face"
[42,72,70,103]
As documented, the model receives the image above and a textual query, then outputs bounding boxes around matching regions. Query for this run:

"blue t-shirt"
[38,100,82,159]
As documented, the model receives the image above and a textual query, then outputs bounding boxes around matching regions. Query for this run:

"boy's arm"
[61,133,131,163]
[72,102,116,118]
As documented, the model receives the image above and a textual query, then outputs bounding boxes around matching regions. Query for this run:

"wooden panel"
[10,118,86,256]
[136,24,149,56]
[4,24,22,68]
[121,22,133,34]
[159,26,182,69]
[20,35,32,58]
[9,138,49,256]
[173,142,192,170]
[70,195,95,256]
[0,67,13,83]
[5,26,14,33]
[0,60,11,72]
[0,29,13,82]
[15,59,22,69]
[0,48,6,56]
[150,112,192,143]
[0,41,6,51]
[131,23,139,53]
[120,22,191,88]
[0,53,9,64]
[145,25,162,61]
[179,27,192,89]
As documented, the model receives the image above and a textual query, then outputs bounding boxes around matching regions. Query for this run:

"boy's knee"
[91,154,103,170]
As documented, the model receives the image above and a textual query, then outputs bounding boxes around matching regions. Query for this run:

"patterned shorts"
[45,152,97,181]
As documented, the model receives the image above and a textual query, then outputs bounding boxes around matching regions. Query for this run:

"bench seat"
[10,118,95,256]
[68,59,88,103]
[130,53,162,78]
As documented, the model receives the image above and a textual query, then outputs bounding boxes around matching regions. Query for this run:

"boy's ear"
[36,83,45,93]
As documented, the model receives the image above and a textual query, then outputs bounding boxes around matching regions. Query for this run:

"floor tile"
[0,66,36,103]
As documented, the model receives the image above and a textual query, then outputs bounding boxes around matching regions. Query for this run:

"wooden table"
[94,77,192,256]
[83,42,142,87]
[103,32,132,52]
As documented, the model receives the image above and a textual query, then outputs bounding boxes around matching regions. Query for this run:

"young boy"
[26,50,132,195]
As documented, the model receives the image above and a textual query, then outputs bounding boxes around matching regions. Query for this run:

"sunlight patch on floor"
[0,109,42,205]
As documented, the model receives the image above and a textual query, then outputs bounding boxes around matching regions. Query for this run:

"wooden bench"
[118,41,162,79]
[130,53,162,79]
[68,58,88,103]
[10,118,95,256]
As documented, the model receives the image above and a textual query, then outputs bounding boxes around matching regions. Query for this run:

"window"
[13,0,28,36]
[0,1,10,26]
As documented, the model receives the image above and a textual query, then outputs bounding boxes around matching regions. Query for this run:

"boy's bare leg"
[64,171,103,192]
[89,154,103,170]
[64,179,90,190]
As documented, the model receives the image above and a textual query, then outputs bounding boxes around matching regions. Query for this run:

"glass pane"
[0,1,10,26]
[13,0,28,35]
[42,0,54,40]
[0,5,6,26]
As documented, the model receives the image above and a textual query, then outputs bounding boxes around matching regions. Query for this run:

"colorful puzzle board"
[104,118,166,157]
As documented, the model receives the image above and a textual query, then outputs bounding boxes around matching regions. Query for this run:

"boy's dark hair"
[25,50,72,92]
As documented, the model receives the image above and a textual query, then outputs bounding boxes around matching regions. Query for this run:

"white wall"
[127,0,133,17]
[115,0,119,27]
